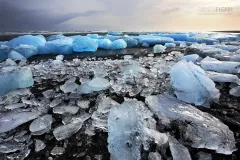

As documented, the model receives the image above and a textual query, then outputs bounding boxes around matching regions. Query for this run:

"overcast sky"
[0,0,239,32]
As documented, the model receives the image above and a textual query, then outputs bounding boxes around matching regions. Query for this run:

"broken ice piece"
[206,71,240,85]
[171,60,220,105]
[56,55,64,61]
[169,136,192,160]
[153,44,166,54]
[76,77,110,94]
[60,82,78,93]
[229,86,240,97]
[29,114,53,133]
[183,54,199,63]
[0,66,34,96]
[146,94,236,155]
[51,146,65,155]
[53,105,79,115]
[197,152,212,160]
[0,109,41,133]
[148,152,162,160]
[201,58,240,74]
[121,61,145,75]
[76,100,90,109]
[0,141,24,153]
[50,98,62,108]
[8,51,26,61]
[35,139,46,152]
[5,103,26,110]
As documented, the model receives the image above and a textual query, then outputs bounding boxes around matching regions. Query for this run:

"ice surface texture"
[72,36,98,52]
[171,60,220,105]
[146,94,236,154]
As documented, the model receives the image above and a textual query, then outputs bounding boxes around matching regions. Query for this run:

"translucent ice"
[51,146,65,155]
[87,34,99,39]
[56,54,64,61]
[146,94,236,154]
[43,37,73,54]
[60,82,78,93]
[0,141,25,153]
[0,45,10,61]
[148,152,162,160]
[72,36,98,52]
[35,139,46,152]
[183,54,199,62]
[169,136,192,160]
[122,37,138,47]
[138,35,174,45]
[8,51,26,61]
[97,39,112,49]
[206,71,240,85]
[171,60,220,105]
[214,44,238,52]
[229,86,240,97]
[153,45,166,54]
[13,44,38,58]
[0,109,41,133]
[29,114,53,133]
[0,67,34,96]
[7,35,46,48]
[108,31,123,36]
[201,58,240,74]
[164,43,176,48]
[53,105,79,115]
[76,77,110,94]
[47,34,66,41]
[111,39,127,50]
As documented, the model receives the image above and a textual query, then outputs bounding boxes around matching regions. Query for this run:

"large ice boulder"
[0,45,10,61]
[0,66,34,96]
[108,31,123,36]
[171,60,220,105]
[122,37,139,47]
[214,44,238,52]
[153,44,166,54]
[111,39,127,50]
[146,94,236,155]
[8,51,26,61]
[87,34,99,39]
[97,39,112,49]
[41,37,73,54]
[72,36,98,52]
[6,35,46,48]
[47,34,66,41]
[164,43,176,48]
[138,35,174,45]
[151,33,190,41]
[13,44,38,58]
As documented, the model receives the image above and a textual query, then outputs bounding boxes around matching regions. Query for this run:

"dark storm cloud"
[0,0,104,31]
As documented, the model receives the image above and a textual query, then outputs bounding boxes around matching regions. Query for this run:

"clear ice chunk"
[53,105,79,115]
[0,66,34,96]
[164,43,176,48]
[13,44,38,58]
[50,146,65,155]
[229,86,240,97]
[153,45,166,54]
[29,114,53,133]
[111,39,127,50]
[145,94,236,154]
[183,54,199,63]
[8,51,26,61]
[171,60,220,105]
[35,139,46,152]
[72,36,98,52]
[169,136,192,160]
[206,71,240,85]
[148,152,162,160]
[0,109,41,133]
[6,35,46,48]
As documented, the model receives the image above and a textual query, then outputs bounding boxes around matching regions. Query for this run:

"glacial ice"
[0,66,34,96]
[56,54,64,61]
[142,42,149,47]
[206,71,240,85]
[148,152,162,160]
[76,77,110,94]
[42,37,73,54]
[214,44,238,52]
[97,39,112,49]
[53,105,79,115]
[0,141,25,153]
[138,35,174,45]
[111,39,127,49]
[146,94,236,154]
[122,37,139,47]
[8,51,26,61]
[47,34,66,41]
[0,109,41,133]
[13,45,38,58]
[121,61,145,75]
[51,147,65,155]
[72,36,98,52]
[60,82,78,93]
[53,114,90,141]
[87,34,99,39]
[0,45,10,61]
[229,86,240,97]
[29,114,53,133]
[108,31,123,36]
[169,136,192,160]
[164,43,176,48]
[151,33,190,41]
[171,60,220,105]
[183,54,199,62]
[153,45,166,54]
[35,139,46,152]
[201,58,240,74]
[7,35,46,48]
[108,99,159,160]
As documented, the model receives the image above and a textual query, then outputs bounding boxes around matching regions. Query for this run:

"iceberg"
[7,35,46,48]
[151,33,190,41]
[13,44,38,58]
[0,45,10,61]
[42,37,73,54]
[146,94,236,154]
[153,44,166,54]
[87,34,99,39]
[111,39,127,50]
[97,39,112,49]
[108,31,123,36]
[171,60,220,105]
[139,35,174,45]
[164,43,176,48]
[47,34,66,41]
[0,66,34,96]
[229,86,240,97]
[72,36,98,52]
[214,44,238,52]
[122,37,139,47]
[8,50,26,61]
